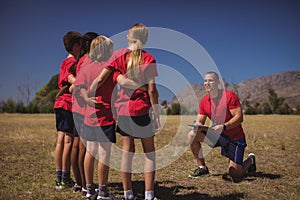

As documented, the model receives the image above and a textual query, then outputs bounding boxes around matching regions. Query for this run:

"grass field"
[0,114,300,200]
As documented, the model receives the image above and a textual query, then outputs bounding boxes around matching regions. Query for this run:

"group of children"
[53,23,160,200]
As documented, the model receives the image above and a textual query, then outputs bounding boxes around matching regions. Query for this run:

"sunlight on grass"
[0,114,299,199]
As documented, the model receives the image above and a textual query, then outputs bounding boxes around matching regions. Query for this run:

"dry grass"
[0,114,300,199]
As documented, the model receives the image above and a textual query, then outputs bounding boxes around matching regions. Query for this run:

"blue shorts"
[81,124,116,143]
[205,132,247,165]
[55,108,74,135]
[73,112,84,137]
[117,114,154,139]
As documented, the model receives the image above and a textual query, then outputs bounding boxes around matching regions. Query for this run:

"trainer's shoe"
[189,167,209,178]
[247,153,256,176]
[61,178,75,188]
[55,180,62,189]
[73,183,82,193]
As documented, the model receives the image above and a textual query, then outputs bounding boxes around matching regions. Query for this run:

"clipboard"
[188,124,209,132]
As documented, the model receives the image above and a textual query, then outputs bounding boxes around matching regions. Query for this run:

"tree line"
[1,75,299,115]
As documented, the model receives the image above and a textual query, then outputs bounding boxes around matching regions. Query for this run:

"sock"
[62,170,70,182]
[124,190,134,200]
[86,184,93,194]
[56,169,62,182]
[145,190,154,200]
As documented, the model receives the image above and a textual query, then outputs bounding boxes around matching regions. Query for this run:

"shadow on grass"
[213,171,282,183]
[109,181,245,200]
[253,171,282,179]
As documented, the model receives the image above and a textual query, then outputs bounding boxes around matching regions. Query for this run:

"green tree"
[277,103,293,114]
[268,88,285,114]
[245,106,258,115]
[29,74,59,113]
[170,103,181,115]
[15,101,26,113]
[1,98,16,113]
[296,105,300,114]
[261,102,272,114]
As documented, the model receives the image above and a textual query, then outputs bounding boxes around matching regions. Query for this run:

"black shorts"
[117,114,155,139]
[73,112,84,137]
[81,124,116,143]
[204,131,247,165]
[54,108,74,135]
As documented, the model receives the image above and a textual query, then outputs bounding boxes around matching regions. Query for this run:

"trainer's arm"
[224,106,243,129]
[196,114,207,126]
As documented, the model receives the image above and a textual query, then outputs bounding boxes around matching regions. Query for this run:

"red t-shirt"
[74,60,118,127]
[198,90,245,140]
[72,55,92,116]
[109,48,158,116]
[54,56,76,111]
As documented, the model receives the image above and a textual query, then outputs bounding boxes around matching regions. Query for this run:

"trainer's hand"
[210,124,223,134]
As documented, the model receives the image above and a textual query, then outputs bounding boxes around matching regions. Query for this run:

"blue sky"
[0,0,299,103]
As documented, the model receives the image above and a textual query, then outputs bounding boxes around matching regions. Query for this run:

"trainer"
[187,71,256,182]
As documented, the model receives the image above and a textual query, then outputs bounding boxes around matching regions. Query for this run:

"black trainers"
[189,167,209,178]
[247,153,256,176]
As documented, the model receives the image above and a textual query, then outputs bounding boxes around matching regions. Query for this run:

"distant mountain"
[172,71,300,113]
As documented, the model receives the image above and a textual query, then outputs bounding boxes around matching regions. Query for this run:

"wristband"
[223,124,227,131]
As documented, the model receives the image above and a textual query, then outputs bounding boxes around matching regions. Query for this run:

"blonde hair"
[126,23,148,80]
[89,35,113,62]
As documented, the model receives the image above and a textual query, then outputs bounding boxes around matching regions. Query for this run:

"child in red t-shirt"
[74,35,120,199]
[89,23,160,200]
[70,32,99,196]
[54,31,82,189]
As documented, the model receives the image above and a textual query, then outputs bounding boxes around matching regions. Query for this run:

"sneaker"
[97,186,109,200]
[61,178,75,188]
[98,193,122,200]
[86,192,97,200]
[189,167,209,178]
[122,197,144,200]
[247,153,256,176]
[82,187,88,197]
[55,180,62,189]
[86,185,97,200]
[73,183,82,193]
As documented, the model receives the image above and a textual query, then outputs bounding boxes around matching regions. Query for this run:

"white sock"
[124,190,134,200]
[199,166,207,169]
[145,190,154,200]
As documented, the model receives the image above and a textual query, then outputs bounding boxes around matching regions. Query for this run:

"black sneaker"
[86,184,97,200]
[122,197,144,200]
[247,153,256,176]
[73,183,82,193]
[61,178,75,188]
[55,180,62,190]
[189,167,209,178]
[97,186,119,200]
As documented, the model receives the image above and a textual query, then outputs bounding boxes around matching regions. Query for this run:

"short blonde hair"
[89,35,114,62]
